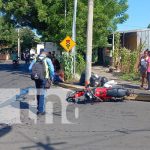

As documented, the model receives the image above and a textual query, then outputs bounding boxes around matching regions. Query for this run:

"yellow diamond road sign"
[60,36,76,52]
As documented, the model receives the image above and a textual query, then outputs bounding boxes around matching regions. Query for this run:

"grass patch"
[118,72,140,84]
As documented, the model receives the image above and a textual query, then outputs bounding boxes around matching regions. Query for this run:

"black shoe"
[37,111,46,116]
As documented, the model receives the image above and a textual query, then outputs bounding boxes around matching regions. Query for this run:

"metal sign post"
[17,28,20,58]
[72,0,78,75]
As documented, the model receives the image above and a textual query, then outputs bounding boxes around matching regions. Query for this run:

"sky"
[117,0,150,31]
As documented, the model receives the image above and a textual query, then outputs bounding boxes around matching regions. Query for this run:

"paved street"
[0,62,150,150]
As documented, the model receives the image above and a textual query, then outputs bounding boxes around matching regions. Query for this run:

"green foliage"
[93,0,128,48]
[129,51,138,72]
[120,48,130,72]
[0,16,39,52]
[20,27,38,51]
[0,0,129,52]
[119,72,140,83]
[113,32,139,73]
[58,52,73,80]
[0,16,17,50]
[76,53,85,74]
[113,32,121,67]
[0,0,129,76]
[57,52,85,80]
[120,48,139,73]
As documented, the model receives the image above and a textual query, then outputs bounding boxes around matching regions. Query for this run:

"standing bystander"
[138,50,149,89]
[147,51,150,90]
[29,49,54,115]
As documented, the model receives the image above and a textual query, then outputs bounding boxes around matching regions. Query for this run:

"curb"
[58,83,84,90]
[125,94,150,102]
[58,83,150,102]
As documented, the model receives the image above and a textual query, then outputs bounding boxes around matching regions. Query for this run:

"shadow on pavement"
[0,63,29,75]
[12,98,36,115]
[0,124,12,138]
[19,132,66,150]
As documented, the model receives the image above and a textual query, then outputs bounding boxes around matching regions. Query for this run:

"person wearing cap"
[29,49,54,115]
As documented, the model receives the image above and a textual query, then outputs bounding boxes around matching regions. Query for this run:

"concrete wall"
[137,30,150,51]
[45,42,60,55]
[0,54,10,60]
[37,43,44,54]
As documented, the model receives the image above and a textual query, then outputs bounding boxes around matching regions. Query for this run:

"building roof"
[117,28,150,33]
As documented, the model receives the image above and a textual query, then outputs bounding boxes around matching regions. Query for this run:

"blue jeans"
[35,79,46,113]
[54,75,63,82]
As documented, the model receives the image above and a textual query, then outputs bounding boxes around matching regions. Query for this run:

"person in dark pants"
[29,50,54,115]
[147,51,150,90]
[35,79,46,114]
[25,50,30,64]
[138,50,149,88]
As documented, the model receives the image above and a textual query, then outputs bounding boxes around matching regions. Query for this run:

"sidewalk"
[92,66,150,94]
[59,66,150,101]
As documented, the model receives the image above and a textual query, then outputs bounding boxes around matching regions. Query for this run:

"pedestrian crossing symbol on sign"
[60,36,76,52]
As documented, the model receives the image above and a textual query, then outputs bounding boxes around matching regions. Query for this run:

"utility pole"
[112,33,115,53]
[64,0,67,28]
[17,28,20,58]
[72,0,77,75]
[85,0,94,85]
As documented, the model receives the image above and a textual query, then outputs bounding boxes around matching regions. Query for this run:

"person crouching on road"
[53,68,64,84]
[29,49,54,115]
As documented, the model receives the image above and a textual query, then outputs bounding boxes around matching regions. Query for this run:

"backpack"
[31,58,46,80]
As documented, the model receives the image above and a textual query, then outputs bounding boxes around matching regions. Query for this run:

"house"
[119,28,150,51]
[97,28,150,66]
[0,53,10,60]
[44,42,60,55]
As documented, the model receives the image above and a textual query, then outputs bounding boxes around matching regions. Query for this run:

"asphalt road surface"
[0,61,150,150]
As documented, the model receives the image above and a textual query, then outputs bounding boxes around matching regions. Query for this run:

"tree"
[20,27,39,52]
[0,16,17,50]
[148,24,150,28]
[0,16,39,52]
[0,0,128,52]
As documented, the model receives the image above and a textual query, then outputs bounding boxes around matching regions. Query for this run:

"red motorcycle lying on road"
[66,85,132,104]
